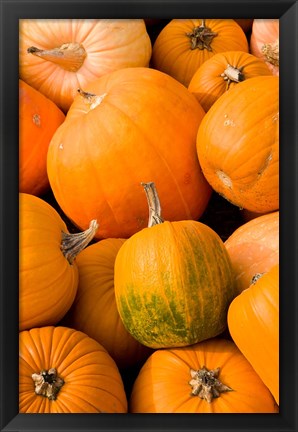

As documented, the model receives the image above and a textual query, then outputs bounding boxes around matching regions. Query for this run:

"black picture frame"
[0,0,297,431]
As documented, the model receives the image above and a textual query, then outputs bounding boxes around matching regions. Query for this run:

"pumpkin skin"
[188,51,271,112]
[19,19,152,112]
[114,217,236,349]
[19,79,65,196]
[19,193,97,331]
[130,338,278,413]
[225,211,279,294]
[250,19,279,76]
[196,75,279,213]
[62,238,153,369]
[47,67,211,240]
[151,19,249,87]
[228,265,279,405]
[19,326,127,413]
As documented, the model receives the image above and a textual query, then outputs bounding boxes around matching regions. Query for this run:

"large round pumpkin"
[62,238,153,369]
[228,264,279,405]
[19,19,152,112]
[151,19,249,87]
[196,75,279,213]
[130,338,278,413]
[250,19,279,76]
[19,79,65,196]
[47,67,211,240]
[19,193,98,331]
[188,51,271,112]
[114,182,236,349]
[225,211,279,294]
[19,326,127,413]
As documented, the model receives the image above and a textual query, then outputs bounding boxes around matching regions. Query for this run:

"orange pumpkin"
[62,238,153,369]
[130,338,278,413]
[250,19,279,76]
[114,182,236,349]
[196,75,279,213]
[188,51,271,112]
[19,79,65,196]
[19,19,152,112]
[19,193,98,331]
[228,265,279,404]
[19,326,127,412]
[151,19,249,87]
[47,67,211,239]
[225,211,279,294]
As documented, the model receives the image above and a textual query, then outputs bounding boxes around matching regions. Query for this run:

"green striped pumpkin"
[114,183,237,349]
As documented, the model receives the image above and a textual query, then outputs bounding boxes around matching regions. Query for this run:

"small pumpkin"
[114,182,236,349]
[188,51,271,112]
[196,75,279,213]
[19,193,98,331]
[250,19,279,76]
[228,264,279,405]
[151,19,249,87]
[47,66,211,239]
[19,326,127,413]
[225,211,279,294]
[62,238,153,369]
[19,79,65,196]
[19,19,152,112]
[130,338,278,413]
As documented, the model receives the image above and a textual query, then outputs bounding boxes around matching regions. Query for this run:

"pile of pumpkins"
[18,18,279,413]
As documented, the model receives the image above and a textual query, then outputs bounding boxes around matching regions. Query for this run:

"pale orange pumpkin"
[196,75,279,213]
[250,19,279,76]
[47,67,211,239]
[225,211,279,294]
[130,338,278,413]
[151,19,249,87]
[19,326,127,412]
[228,264,279,404]
[19,193,98,331]
[19,79,65,196]
[62,238,153,369]
[19,19,152,112]
[188,51,271,112]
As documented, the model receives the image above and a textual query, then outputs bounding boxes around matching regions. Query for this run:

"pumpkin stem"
[261,39,279,67]
[186,20,218,51]
[250,272,265,285]
[61,219,99,264]
[32,368,64,401]
[27,42,87,72]
[220,64,245,90]
[189,366,233,403]
[77,88,107,110]
[141,182,164,227]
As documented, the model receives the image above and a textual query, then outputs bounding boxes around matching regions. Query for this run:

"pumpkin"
[130,337,278,413]
[188,51,271,112]
[19,193,98,331]
[62,238,153,369]
[225,211,279,294]
[196,75,279,213]
[19,79,65,196]
[19,326,127,413]
[228,264,279,404]
[47,66,211,240]
[19,19,152,112]
[250,19,279,76]
[151,19,249,87]
[114,182,236,349]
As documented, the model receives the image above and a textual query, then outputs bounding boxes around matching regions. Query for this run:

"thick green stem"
[61,219,98,264]
[141,182,164,227]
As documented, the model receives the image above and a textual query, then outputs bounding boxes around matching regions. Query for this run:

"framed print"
[0,0,297,430]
